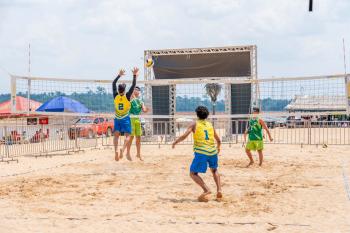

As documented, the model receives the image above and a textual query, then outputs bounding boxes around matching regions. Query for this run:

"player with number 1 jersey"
[172,106,222,202]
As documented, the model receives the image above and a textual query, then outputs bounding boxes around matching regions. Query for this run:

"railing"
[99,119,350,146]
[1,117,350,163]
[0,117,99,161]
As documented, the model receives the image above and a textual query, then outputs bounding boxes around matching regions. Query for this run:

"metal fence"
[0,116,101,162]
[1,116,350,163]
[100,118,350,146]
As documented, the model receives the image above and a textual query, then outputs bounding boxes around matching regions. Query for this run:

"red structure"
[0,96,42,115]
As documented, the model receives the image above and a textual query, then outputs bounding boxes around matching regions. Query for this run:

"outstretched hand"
[118,69,126,77]
[172,142,176,149]
[132,67,139,77]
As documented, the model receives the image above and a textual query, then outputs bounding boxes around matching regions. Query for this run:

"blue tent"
[36,96,90,113]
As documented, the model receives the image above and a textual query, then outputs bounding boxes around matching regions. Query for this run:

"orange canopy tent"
[0,96,42,115]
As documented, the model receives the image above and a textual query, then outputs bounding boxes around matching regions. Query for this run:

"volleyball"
[145,58,154,68]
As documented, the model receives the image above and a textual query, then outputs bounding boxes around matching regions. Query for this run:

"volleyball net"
[9,73,349,119]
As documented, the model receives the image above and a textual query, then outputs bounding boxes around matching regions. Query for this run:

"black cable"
[309,0,313,12]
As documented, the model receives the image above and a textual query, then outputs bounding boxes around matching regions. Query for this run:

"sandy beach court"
[0,144,350,232]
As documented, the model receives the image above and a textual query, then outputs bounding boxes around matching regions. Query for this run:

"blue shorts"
[190,152,218,173]
[114,116,131,134]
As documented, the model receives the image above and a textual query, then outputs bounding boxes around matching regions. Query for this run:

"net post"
[345,74,350,116]
[27,79,31,114]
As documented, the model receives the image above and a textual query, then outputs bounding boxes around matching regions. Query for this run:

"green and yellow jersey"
[248,117,263,141]
[193,120,217,156]
[130,98,143,116]
[114,94,131,119]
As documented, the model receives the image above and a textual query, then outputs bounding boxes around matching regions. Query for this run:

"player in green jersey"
[126,86,148,161]
[244,107,273,167]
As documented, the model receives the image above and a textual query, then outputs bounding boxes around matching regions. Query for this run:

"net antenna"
[27,43,31,113]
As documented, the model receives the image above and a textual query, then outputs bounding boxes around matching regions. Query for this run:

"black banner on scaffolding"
[152,52,251,79]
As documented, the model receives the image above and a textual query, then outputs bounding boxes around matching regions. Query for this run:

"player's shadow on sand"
[158,197,196,203]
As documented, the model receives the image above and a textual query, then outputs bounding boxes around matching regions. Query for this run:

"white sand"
[0,144,350,232]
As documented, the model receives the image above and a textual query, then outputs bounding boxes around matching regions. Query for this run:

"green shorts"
[246,140,264,151]
[131,117,142,136]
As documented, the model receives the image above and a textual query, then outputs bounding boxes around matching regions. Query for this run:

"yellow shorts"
[131,117,142,136]
[246,140,264,151]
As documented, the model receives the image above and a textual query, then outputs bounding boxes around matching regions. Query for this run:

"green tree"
[204,83,222,115]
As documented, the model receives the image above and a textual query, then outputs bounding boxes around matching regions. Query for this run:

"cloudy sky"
[0,0,350,93]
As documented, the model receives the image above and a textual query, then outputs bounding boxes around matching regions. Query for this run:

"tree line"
[0,88,291,113]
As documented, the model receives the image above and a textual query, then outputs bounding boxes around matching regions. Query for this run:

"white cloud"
[0,0,350,93]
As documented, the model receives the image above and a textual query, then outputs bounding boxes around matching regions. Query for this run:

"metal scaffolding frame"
[169,84,176,137]
[143,45,257,140]
[223,83,232,141]
[251,45,259,108]
[145,45,253,56]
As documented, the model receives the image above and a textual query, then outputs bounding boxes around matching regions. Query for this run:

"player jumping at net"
[172,106,222,202]
[244,107,273,167]
[126,86,148,161]
[112,67,139,161]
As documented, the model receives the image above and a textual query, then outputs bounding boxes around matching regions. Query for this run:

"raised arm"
[112,76,120,98]
[172,122,195,148]
[126,67,139,101]
[112,69,125,98]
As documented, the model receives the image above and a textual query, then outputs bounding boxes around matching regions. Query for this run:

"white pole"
[343,39,347,74]
[343,39,350,115]
[27,43,31,113]
[28,43,31,76]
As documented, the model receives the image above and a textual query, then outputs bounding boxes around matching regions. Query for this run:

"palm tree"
[204,83,222,115]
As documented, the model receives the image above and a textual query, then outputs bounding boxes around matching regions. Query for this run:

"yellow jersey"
[193,120,217,156]
[114,94,131,119]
